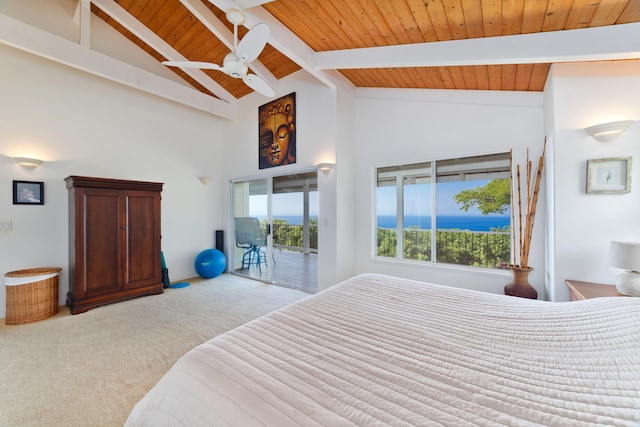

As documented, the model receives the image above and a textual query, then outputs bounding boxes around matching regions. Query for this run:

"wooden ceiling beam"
[0,12,236,119]
[179,0,236,52]
[207,0,356,97]
[177,0,277,93]
[92,0,236,103]
[314,22,640,69]
[76,0,92,47]
[234,0,275,8]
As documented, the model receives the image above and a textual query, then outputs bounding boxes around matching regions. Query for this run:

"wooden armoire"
[65,176,164,314]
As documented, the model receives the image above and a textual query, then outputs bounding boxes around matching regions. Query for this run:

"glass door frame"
[229,167,319,288]
[229,176,273,283]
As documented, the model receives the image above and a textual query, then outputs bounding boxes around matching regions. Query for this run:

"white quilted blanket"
[126,273,640,426]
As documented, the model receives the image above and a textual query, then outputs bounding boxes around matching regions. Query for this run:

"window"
[375,152,511,269]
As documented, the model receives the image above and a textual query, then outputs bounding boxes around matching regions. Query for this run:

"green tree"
[453,178,511,215]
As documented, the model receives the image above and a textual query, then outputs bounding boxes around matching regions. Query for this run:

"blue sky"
[250,192,318,217]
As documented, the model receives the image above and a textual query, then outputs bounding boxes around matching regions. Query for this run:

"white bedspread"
[126,273,640,426]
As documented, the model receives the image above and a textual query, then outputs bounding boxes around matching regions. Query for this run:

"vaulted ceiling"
[92,0,640,101]
[2,0,639,119]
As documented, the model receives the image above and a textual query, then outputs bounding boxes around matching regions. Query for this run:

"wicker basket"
[5,267,62,325]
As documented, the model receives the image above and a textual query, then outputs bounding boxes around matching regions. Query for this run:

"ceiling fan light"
[223,53,248,78]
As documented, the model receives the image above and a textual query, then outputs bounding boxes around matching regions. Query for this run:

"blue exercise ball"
[194,249,226,278]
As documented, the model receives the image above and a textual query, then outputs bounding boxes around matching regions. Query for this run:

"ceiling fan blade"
[236,23,269,63]
[243,73,275,97]
[162,61,223,71]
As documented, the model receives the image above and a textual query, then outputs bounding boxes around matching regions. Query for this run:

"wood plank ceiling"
[95,0,640,100]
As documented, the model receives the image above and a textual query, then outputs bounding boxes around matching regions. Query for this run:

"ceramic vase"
[504,266,538,299]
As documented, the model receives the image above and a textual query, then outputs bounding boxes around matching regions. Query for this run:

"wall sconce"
[13,157,43,169]
[585,120,634,142]
[318,162,334,174]
[609,241,640,296]
[198,177,212,185]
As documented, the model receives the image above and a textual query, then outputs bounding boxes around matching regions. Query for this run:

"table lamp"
[609,241,640,296]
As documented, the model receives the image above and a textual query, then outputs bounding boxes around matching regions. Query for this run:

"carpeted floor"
[0,274,309,427]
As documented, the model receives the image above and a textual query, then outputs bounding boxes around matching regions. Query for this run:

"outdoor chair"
[234,217,267,270]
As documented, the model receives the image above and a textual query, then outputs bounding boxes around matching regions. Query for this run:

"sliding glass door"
[271,172,318,293]
[230,171,318,293]
[231,178,272,282]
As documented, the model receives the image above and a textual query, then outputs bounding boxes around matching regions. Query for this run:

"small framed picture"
[13,181,44,205]
[586,157,631,194]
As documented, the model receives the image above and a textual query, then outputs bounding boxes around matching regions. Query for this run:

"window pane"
[403,175,431,261]
[376,185,397,257]
[272,172,318,251]
[435,153,511,268]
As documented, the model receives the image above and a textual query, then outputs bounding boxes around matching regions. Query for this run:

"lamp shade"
[13,157,43,169]
[585,120,634,142]
[609,241,640,272]
[317,162,334,173]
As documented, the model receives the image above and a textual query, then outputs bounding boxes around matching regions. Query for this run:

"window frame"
[373,152,512,271]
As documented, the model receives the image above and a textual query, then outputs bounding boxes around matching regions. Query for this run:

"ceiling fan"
[162,7,275,97]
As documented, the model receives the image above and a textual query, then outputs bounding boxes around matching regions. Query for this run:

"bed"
[126,273,640,426]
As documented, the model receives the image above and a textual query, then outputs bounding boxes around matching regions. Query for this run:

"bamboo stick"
[524,148,531,266]
[522,155,543,267]
[521,140,547,267]
[528,163,533,213]
[514,139,546,268]
[522,140,547,267]
[516,164,523,267]
[510,150,516,265]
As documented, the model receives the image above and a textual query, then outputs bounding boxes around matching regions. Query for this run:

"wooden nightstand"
[565,280,624,301]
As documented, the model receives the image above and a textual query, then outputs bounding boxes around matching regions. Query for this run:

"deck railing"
[268,223,509,269]
[271,222,318,252]
[377,228,510,269]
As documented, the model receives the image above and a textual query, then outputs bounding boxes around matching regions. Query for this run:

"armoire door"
[124,190,162,290]
[81,188,123,297]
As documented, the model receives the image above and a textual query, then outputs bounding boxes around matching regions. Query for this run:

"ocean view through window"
[377,215,509,231]
[376,152,512,269]
[250,216,508,254]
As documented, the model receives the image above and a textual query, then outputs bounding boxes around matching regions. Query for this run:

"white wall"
[547,61,640,301]
[354,89,546,296]
[542,76,557,301]
[221,71,357,291]
[0,43,227,318]
[223,72,337,180]
[330,88,358,288]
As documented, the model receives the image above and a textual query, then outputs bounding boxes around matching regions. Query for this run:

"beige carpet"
[0,274,309,427]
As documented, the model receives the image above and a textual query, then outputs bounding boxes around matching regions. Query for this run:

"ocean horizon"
[265,215,509,231]
[378,215,509,231]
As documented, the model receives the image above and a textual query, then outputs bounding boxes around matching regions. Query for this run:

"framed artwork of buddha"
[258,92,296,169]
